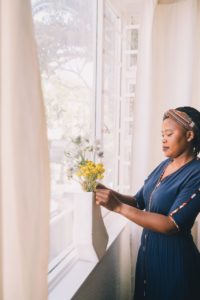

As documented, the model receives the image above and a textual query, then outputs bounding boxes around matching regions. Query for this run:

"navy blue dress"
[134,158,200,300]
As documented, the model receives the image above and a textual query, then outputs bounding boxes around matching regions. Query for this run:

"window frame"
[47,0,124,275]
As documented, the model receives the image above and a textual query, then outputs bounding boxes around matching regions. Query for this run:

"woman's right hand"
[95,189,122,213]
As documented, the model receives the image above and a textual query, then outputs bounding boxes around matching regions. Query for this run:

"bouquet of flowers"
[65,136,105,192]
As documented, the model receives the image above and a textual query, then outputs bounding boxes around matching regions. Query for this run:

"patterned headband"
[164,109,196,130]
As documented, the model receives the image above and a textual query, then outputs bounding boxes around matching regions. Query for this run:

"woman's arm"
[117,204,177,234]
[95,189,178,235]
[96,183,137,207]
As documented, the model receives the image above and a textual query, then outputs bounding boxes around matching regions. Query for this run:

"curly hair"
[175,106,200,157]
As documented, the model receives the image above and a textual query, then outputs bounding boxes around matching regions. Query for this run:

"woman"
[96,106,200,300]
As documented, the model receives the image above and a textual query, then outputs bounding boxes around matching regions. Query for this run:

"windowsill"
[48,212,128,300]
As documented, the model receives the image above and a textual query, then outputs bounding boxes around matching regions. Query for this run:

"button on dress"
[133,158,200,300]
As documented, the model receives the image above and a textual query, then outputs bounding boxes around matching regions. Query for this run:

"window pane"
[119,16,139,194]
[32,0,96,196]
[127,28,138,50]
[31,0,97,265]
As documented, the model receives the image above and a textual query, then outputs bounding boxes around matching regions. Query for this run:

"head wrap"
[163,109,196,131]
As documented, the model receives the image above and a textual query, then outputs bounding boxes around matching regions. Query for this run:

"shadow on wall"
[72,225,132,300]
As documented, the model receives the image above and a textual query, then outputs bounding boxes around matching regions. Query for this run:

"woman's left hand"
[95,189,122,213]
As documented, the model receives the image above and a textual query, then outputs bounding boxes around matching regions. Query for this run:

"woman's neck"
[171,153,196,168]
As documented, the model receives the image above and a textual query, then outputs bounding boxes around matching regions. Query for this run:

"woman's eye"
[162,133,173,138]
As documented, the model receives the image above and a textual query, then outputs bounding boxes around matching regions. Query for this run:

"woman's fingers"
[95,189,110,197]
[96,182,107,190]
[95,189,122,213]
[95,189,111,206]
[96,189,110,195]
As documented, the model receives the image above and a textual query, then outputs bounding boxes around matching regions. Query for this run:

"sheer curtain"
[0,0,50,299]
[131,0,200,192]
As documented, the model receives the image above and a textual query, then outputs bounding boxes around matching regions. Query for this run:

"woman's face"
[161,118,193,158]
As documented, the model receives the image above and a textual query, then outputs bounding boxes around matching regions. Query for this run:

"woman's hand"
[95,189,122,213]
[96,182,108,190]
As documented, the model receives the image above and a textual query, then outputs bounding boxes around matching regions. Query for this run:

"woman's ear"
[186,130,195,142]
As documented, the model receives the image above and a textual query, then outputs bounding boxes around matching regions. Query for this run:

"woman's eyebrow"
[161,129,174,133]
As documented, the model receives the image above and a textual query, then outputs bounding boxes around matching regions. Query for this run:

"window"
[31,0,140,276]
[31,0,98,270]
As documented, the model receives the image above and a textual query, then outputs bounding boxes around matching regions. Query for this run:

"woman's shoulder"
[188,157,200,170]
[183,157,200,182]
[194,156,200,164]
[189,157,200,171]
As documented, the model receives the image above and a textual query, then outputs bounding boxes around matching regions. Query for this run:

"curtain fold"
[131,0,200,193]
[0,0,50,299]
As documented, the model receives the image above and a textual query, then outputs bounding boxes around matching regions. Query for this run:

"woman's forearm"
[95,189,178,234]
[116,203,178,235]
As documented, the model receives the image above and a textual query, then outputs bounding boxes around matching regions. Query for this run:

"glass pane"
[32,0,96,201]
[127,28,138,50]
[119,18,140,193]
[126,80,136,94]
[31,0,96,264]
[126,54,137,73]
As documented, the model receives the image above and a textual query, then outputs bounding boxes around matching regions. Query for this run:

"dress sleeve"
[134,186,145,210]
[168,179,200,232]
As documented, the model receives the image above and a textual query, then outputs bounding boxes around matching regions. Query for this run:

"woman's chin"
[162,150,171,158]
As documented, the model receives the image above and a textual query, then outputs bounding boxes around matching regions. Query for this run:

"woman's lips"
[162,146,169,152]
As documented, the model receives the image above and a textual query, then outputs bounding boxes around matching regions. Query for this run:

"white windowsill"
[48,212,128,300]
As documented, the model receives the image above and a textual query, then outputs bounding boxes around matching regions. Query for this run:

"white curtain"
[131,0,200,192]
[0,0,50,299]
